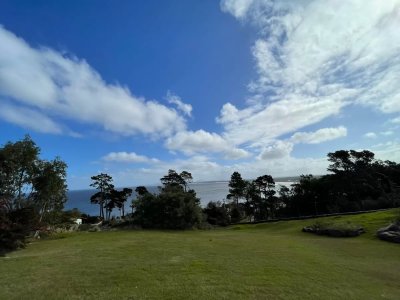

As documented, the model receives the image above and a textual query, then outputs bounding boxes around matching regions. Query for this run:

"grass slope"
[1,209,399,299]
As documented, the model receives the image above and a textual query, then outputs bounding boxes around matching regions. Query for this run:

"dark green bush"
[0,207,40,253]
[203,201,230,226]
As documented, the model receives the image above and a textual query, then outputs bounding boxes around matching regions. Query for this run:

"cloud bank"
[0,25,187,137]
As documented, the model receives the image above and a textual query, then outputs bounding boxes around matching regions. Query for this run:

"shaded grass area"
[1,209,399,299]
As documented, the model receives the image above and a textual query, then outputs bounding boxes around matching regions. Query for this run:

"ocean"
[65,181,295,216]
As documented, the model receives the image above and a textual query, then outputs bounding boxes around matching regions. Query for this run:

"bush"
[303,221,365,237]
[0,207,41,254]
[230,206,242,224]
[203,201,230,226]
[133,186,203,229]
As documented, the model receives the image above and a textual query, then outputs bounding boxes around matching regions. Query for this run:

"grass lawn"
[1,209,399,300]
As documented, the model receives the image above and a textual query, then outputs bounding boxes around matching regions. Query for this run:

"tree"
[180,171,193,192]
[280,149,400,217]
[135,186,149,196]
[244,180,259,221]
[0,136,67,252]
[254,175,276,219]
[90,173,114,219]
[133,170,203,229]
[327,150,375,174]
[110,188,132,218]
[227,171,246,207]
[160,169,185,188]
[0,135,40,211]
[31,158,68,222]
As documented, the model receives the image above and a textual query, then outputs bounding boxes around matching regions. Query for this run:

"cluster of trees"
[206,150,400,224]
[90,173,132,220]
[132,170,202,229]
[90,149,399,228]
[3,136,397,252]
[0,136,68,251]
[90,170,202,229]
[279,150,400,217]
[205,172,280,224]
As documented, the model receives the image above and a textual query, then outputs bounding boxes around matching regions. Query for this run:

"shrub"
[0,207,41,254]
[203,201,230,226]
[230,206,242,224]
[303,220,365,237]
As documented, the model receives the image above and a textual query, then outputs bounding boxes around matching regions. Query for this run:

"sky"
[0,0,400,190]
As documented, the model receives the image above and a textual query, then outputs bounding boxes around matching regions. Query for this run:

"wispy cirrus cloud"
[165,91,192,117]
[0,25,187,137]
[219,0,400,149]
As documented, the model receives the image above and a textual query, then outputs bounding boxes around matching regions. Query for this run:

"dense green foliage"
[132,170,202,229]
[223,150,400,224]
[1,210,399,299]
[0,136,67,251]
[203,201,230,226]
[280,150,400,217]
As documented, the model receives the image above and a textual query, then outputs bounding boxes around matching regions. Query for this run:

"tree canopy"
[0,135,67,221]
[132,169,202,229]
[0,136,68,252]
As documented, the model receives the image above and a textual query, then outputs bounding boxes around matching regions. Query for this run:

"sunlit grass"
[1,209,399,299]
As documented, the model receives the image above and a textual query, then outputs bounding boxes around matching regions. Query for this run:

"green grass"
[1,209,399,300]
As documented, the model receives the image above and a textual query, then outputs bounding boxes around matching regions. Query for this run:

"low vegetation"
[302,220,365,237]
[1,210,399,299]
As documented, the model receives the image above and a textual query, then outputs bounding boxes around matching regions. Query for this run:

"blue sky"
[1,0,399,190]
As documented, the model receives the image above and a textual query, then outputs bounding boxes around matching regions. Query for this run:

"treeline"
[2,135,399,252]
[89,170,202,229]
[207,150,400,225]
[90,149,400,229]
[0,136,68,252]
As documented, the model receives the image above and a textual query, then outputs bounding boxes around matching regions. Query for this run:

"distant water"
[65,181,294,216]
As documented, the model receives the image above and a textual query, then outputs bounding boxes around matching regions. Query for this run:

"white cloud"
[0,101,63,134]
[364,132,377,139]
[106,151,329,188]
[219,96,345,146]
[220,0,255,19]
[363,130,394,139]
[165,91,192,117]
[381,130,394,136]
[258,140,293,160]
[102,152,159,163]
[370,140,400,162]
[165,130,250,159]
[290,126,347,144]
[219,0,400,148]
[390,116,400,124]
[0,25,186,137]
